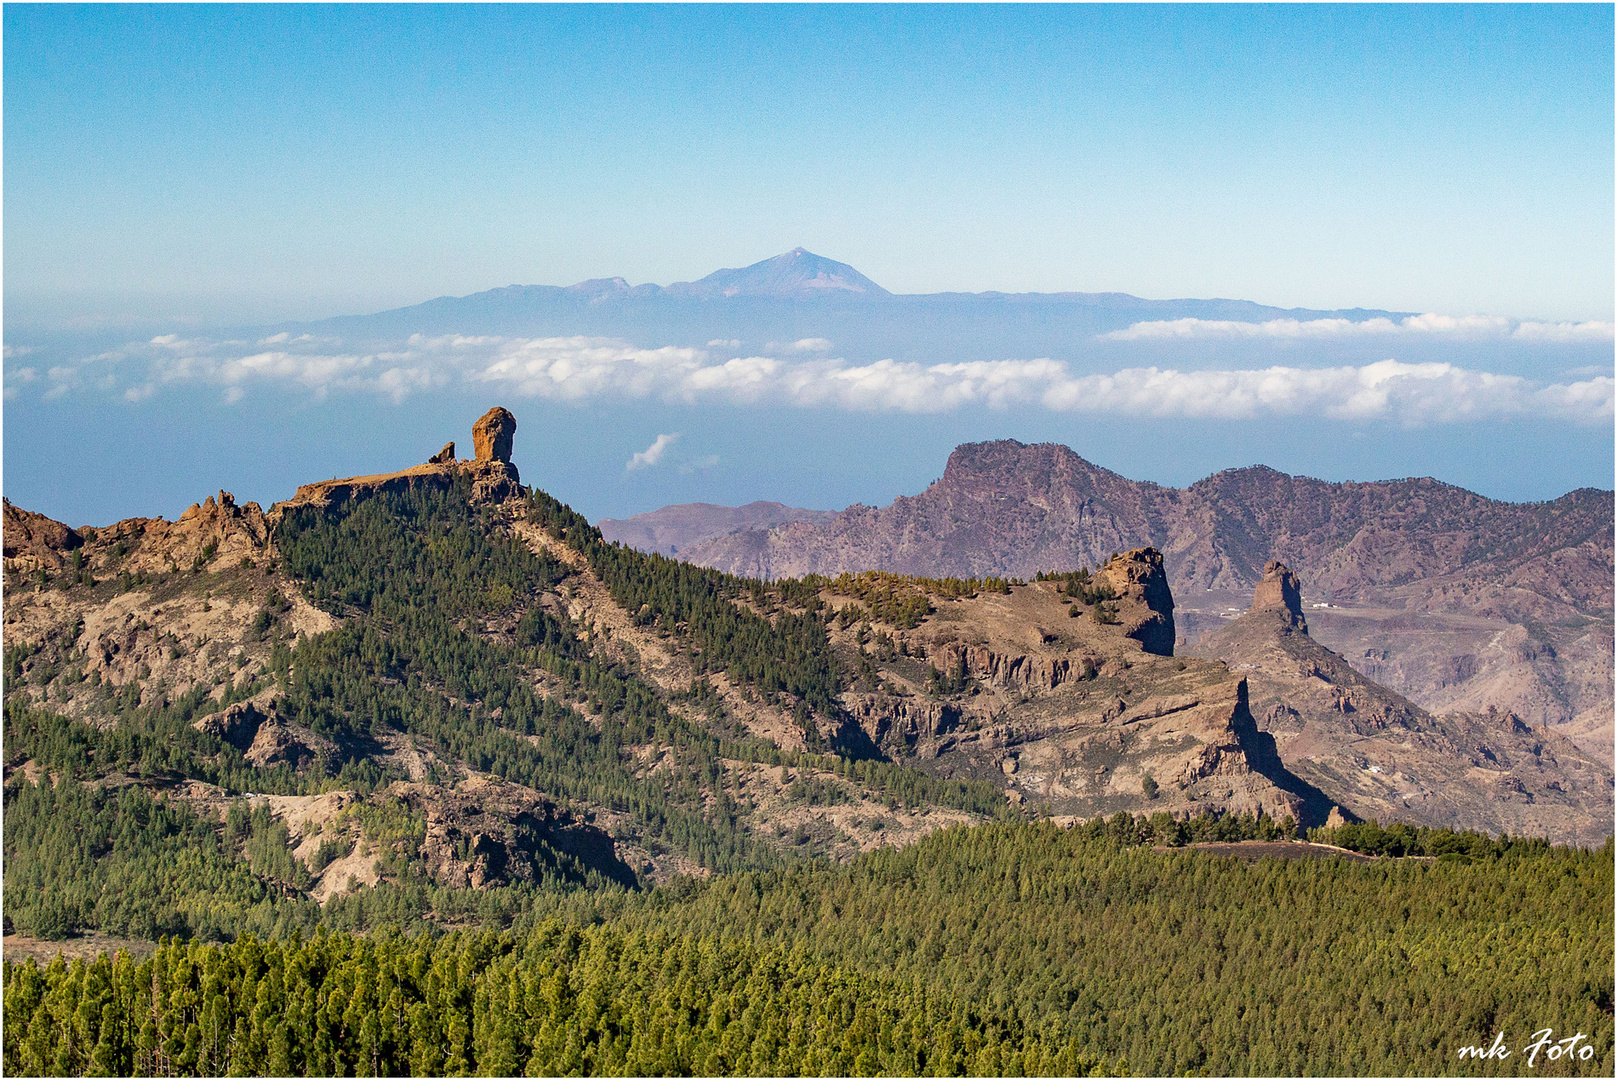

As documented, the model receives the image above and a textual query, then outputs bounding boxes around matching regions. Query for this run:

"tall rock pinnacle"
[1099,547,1177,656]
[1250,560,1307,632]
[473,407,517,463]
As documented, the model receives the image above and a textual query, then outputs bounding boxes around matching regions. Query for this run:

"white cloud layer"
[1102,314,1615,343]
[30,331,1614,426]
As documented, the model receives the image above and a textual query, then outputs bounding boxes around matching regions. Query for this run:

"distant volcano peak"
[667,249,890,299]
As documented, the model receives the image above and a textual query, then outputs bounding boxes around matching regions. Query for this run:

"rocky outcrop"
[276,462,462,513]
[2,500,83,571]
[466,458,522,505]
[273,409,524,515]
[193,694,277,751]
[243,717,335,771]
[931,642,1099,693]
[1099,548,1176,656]
[1250,560,1306,632]
[472,407,517,463]
[193,694,334,771]
[392,776,635,890]
[823,573,1321,823]
[846,694,961,750]
[113,491,271,575]
[670,440,1612,734]
[1188,576,1614,845]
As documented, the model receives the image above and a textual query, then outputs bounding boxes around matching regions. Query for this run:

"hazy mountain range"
[305,247,1418,367]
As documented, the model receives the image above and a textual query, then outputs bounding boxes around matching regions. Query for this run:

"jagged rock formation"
[472,407,516,463]
[4,494,270,582]
[1187,564,1613,845]
[390,776,636,890]
[1099,548,1176,656]
[275,409,523,514]
[5,490,275,582]
[193,693,336,771]
[2,499,84,571]
[1250,560,1306,632]
[136,491,271,573]
[667,440,1612,736]
[819,559,1316,824]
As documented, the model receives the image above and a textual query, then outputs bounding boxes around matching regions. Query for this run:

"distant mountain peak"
[668,249,890,299]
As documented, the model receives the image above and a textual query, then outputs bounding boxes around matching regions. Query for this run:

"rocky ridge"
[5,410,1609,932]
[1186,563,1613,845]
[1,407,1002,912]
[818,550,1322,826]
[666,440,1613,735]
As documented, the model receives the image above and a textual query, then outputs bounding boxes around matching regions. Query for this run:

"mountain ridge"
[623,439,1613,737]
[305,250,1416,341]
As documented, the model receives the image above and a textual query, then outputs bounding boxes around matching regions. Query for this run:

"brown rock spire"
[472,408,517,463]
[467,408,522,503]
[1250,560,1307,632]
[1098,547,1176,656]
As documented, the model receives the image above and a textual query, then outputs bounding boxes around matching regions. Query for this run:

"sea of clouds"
[6,316,1612,427]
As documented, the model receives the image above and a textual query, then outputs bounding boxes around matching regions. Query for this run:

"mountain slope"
[1185,563,1612,845]
[4,409,1609,955]
[675,440,1613,733]
[1,412,1009,941]
[597,501,837,557]
[667,247,890,298]
[302,250,1416,368]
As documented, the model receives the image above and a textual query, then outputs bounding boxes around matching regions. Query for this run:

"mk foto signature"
[1458,1029,1604,1066]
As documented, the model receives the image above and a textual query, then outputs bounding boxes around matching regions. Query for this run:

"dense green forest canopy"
[5,820,1611,1077]
[2,923,1107,1078]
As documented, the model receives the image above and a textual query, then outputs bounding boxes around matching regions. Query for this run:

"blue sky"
[7,4,1612,323]
[4,5,1613,526]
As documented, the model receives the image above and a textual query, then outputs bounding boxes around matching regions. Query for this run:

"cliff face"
[675,440,1613,732]
[1186,564,1614,846]
[814,551,1326,826]
[1099,547,1175,657]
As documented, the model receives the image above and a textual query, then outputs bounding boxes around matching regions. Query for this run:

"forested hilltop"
[3,409,1612,1076]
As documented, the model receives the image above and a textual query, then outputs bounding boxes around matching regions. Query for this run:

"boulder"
[429,442,456,465]
[193,697,274,751]
[243,718,332,771]
[472,407,517,463]
[193,692,333,771]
